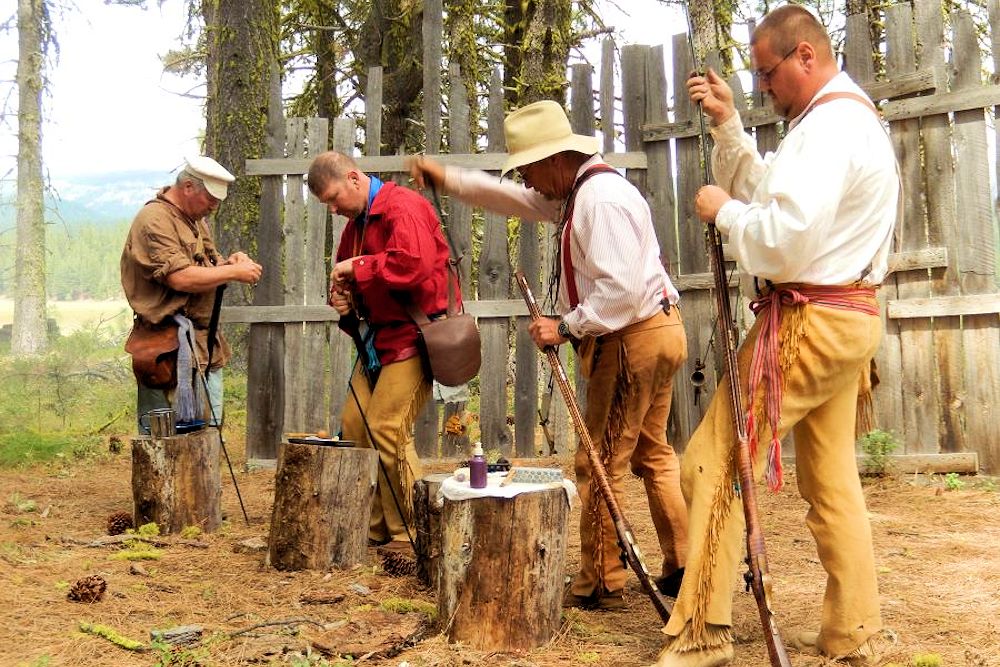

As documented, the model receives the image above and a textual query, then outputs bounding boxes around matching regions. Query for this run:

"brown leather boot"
[562,589,625,611]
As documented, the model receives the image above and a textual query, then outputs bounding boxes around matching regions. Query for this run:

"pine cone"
[68,574,107,603]
[106,511,134,536]
[378,549,417,577]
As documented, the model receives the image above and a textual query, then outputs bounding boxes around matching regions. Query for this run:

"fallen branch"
[355,619,433,663]
[299,591,346,605]
[228,617,326,639]
[59,534,210,549]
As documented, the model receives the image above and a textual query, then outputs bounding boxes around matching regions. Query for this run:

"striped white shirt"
[445,155,679,337]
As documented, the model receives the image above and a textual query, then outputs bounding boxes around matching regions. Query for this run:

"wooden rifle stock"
[515,271,673,624]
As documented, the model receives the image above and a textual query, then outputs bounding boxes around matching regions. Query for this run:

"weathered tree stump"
[131,429,222,534]
[413,472,452,588]
[438,487,568,651]
[267,441,377,571]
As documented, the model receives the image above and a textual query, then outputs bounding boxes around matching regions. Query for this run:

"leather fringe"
[593,340,635,593]
[690,446,739,642]
[855,359,878,438]
[665,620,734,653]
[394,385,426,527]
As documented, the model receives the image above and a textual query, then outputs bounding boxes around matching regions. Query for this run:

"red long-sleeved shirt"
[336,181,456,364]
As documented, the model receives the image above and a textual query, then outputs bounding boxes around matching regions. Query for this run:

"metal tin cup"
[145,408,176,438]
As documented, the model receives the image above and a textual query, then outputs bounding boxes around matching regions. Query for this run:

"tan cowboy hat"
[501,100,600,175]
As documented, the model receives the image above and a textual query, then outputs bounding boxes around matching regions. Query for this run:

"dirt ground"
[1,440,998,667]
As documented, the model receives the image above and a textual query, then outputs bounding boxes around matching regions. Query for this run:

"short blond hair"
[307,151,357,195]
[751,5,834,62]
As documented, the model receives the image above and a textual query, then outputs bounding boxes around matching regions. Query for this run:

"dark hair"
[307,151,357,195]
[751,5,834,61]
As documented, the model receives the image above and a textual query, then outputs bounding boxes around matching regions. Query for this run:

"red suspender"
[561,164,621,308]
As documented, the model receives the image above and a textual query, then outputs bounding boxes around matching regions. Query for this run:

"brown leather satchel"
[405,260,481,387]
[124,317,180,389]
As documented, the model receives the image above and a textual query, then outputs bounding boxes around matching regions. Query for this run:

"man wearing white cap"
[409,100,690,610]
[121,155,262,432]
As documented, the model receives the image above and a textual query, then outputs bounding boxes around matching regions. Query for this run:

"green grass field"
[0,298,131,337]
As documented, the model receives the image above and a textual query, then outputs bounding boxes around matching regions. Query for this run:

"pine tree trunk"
[12,0,47,355]
[202,0,281,304]
[505,0,572,106]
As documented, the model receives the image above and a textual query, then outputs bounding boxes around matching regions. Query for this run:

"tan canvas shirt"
[120,188,231,369]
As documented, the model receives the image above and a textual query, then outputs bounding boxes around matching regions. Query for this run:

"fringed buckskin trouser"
[572,307,689,596]
[342,356,430,543]
[663,297,883,657]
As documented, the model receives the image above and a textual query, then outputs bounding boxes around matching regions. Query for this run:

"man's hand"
[406,155,446,190]
[329,287,352,315]
[695,185,733,223]
[329,258,357,311]
[230,258,263,284]
[528,317,567,349]
[686,67,735,126]
[331,258,356,288]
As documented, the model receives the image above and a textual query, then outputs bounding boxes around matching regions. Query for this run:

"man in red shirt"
[307,151,454,547]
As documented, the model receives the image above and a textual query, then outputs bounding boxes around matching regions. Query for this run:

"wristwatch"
[557,319,572,340]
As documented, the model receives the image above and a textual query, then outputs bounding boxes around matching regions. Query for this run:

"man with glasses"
[409,100,690,612]
[654,5,898,666]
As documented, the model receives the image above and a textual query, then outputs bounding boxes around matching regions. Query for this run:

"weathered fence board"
[478,69,513,459]
[240,1,999,473]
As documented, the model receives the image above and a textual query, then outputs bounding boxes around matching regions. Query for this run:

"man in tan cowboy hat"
[121,155,262,432]
[410,99,689,610]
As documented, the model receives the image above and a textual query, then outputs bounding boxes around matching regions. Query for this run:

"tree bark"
[505,0,572,107]
[267,441,378,571]
[438,488,568,651]
[131,429,223,534]
[412,472,452,588]
[12,0,48,355]
[202,0,281,305]
[352,0,425,153]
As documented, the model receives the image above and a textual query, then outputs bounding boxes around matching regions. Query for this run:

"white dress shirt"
[711,71,899,294]
[445,155,679,337]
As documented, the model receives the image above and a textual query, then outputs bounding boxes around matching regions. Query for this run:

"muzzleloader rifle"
[515,271,673,624]
[682,4,791,665]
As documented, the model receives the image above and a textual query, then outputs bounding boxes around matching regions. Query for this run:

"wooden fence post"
[478,69,514,458]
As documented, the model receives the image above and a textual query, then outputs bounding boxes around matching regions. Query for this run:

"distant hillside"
[0,170,168,227]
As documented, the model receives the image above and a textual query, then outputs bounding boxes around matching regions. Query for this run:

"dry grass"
[1,444,998,667]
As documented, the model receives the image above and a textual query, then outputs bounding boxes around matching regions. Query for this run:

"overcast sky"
[0,0,686,182]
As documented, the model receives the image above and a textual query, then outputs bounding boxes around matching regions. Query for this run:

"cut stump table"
[131,429,222,534]
[267,441,377,571]
[438,486,568,651]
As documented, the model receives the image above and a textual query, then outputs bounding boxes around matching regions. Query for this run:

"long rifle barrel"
[684,6,790,664]
[515,271,673,624]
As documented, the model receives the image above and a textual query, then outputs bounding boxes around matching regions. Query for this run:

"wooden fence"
[225,0,1000,473]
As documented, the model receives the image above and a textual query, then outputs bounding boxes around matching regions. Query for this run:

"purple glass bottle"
[470,442,487,489]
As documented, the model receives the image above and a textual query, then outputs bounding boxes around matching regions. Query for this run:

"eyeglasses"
[755,45,799,84]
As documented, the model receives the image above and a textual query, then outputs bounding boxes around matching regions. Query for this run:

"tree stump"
[438,487,568,651]
[131,429,222,534]
[413,472,452,588]
[267,441,377,571]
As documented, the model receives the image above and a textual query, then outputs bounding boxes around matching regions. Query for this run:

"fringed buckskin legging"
[572,307,690,597]
[663,299,883,658]
[342,356,431,543]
